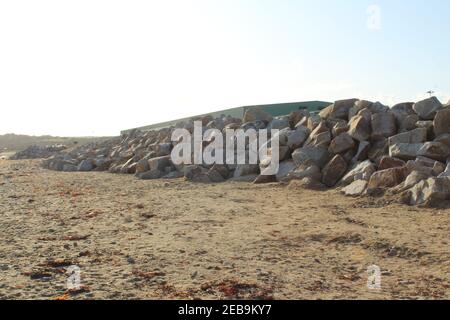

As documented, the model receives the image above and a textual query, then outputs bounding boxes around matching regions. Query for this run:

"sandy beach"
[0,159,449,300]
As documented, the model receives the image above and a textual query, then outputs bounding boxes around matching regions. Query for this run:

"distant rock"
[243,107,273,123]
[319,99,358,120]
[413,96,443,120]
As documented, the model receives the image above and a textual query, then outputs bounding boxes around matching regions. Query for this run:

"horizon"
[1,0,450,136]
[3,96,448,138]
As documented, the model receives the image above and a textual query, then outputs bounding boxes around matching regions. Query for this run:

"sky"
[0,0,449,136]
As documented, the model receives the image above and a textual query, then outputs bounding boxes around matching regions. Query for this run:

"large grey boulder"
[388,128,427,146]
[417,142,450,162]
[341,160,376,185]
[233,164,260,178]
[435,133,450,148]
[62,164,78,172]
[289,109,310,127]
[404,171,430,188]
[368,167,408,190]
[288,177,326,190]
[135,159,150,174]
[411,157,448,176]
[368,101,389,114]
[206,118,225,131]
[305,121,330,147]
[120,158,137,174]
[413,97,443,120]
[433,161,447,176]
[416,120,434,137]
[348,100,373,120]
[319,99,358,120]
[42,156,73,171]
[287,126,310,150]
[93,157,112,171]
[328,133,355,155]
[391,170,432,194]
[210,164,230,179]
[378,156,406,170]
[401,177,450,207]
[322,155,348,187]
[279,146,291,162]
[331,120,349,138]
[305,131,331,148]
[207,168,226,183]
[318,105,332,120]
[283,164,321,182]
[371,112,397,140]
[268,116,290,130]
[77,159,94,172]
[306,114,322,131]
[154,143,172,157]
[292,146,330,169]
[399,114,420,133]
[275,160,296,181]
[415,155,443,167]
[348,115,371,142]
[357,108,372,123]
[368,139,389,163]
[148,155,172,171]
[389,143,423,161]
[264,127,290,147]
[352,141,371,162]
[295,116,309,128]
[137,169,162,180]
[390,101,418,133]
[341,148,357,164]
[433,109,450,137]
[438,164,450,178]
[259,146,289,171]
[341,180,368,197]
[391,102,414,118]
[243,107,273,123]
[184,165,210,182]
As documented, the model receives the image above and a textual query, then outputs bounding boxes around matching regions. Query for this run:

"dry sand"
[0,159,449,300]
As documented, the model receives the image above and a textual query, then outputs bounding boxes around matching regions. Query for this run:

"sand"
[0,159,449,300]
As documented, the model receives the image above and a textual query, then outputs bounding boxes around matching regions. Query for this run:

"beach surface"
[0,159,449,299]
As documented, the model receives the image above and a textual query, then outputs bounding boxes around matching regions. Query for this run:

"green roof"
[245,101,330,117]
[121,100,331,134]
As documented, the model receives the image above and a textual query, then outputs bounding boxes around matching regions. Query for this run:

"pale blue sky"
[0,0,449,136]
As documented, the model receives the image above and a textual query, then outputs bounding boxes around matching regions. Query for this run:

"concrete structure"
[121,101,330,134]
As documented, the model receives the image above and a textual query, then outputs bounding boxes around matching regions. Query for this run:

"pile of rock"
[41,97,450,207]
[10,144,67,160]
